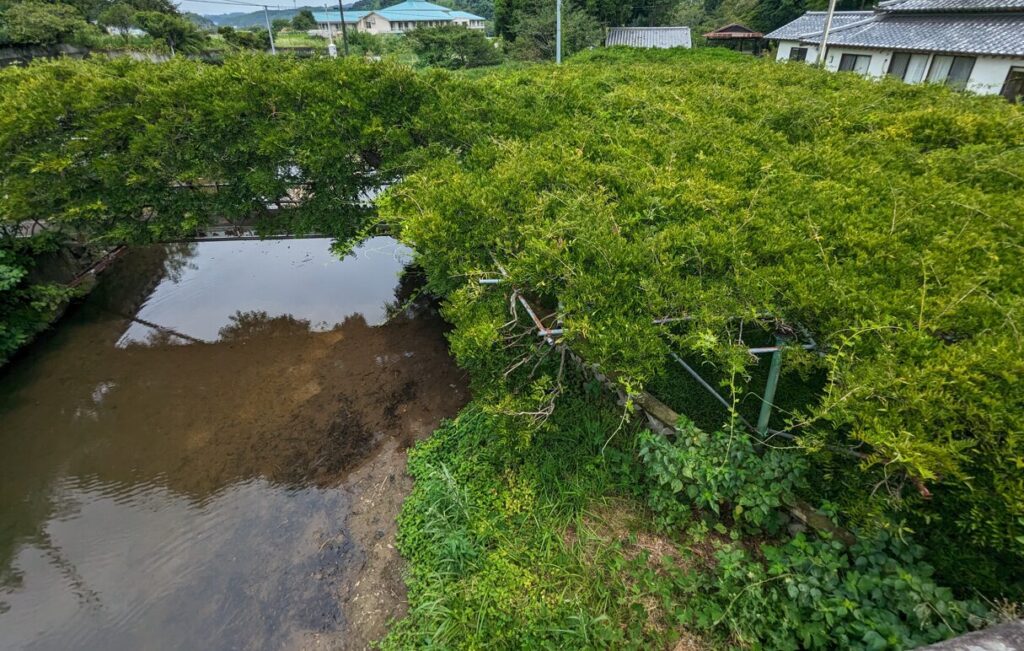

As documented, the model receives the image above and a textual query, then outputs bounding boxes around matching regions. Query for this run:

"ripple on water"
[1,478,351,651]
[0,236,469,650]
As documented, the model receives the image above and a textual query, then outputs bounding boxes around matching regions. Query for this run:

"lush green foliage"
[494,0,601,59]
[384,377,990,648]
[385,47,1024,595]
[0,55,432,243]
[97,2,136,36]
[134,11,207,53]
[290,8,316,30]
[636,421,988,648]
[0,2,92,46]
[407,24,500,69]
[0,235,77,364]
[0,0,179,47]
[1,47,1022,643]
[639,420,805,535]
[217,24,269,50]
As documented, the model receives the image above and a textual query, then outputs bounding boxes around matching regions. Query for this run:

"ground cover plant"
[1,47,1022,646]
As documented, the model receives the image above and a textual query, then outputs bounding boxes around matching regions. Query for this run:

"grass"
[273,31,329,48]
[382,375,710,649]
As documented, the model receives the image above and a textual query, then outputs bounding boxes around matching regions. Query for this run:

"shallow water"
[0,237,468,650]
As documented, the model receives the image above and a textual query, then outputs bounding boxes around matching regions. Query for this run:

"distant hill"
[204,5,354,28]
[185,12,216,29]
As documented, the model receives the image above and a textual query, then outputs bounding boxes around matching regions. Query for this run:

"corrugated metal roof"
[313,1,484,24]
[764,12,874,40]
[878,0,1024,12]
[810,12,1024,55]
[605,27,692,48]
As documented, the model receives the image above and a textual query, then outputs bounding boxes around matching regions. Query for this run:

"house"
[605,27,692,49]
[313,0,486,36]
[703,23,765,54]
[765,0,1024,100]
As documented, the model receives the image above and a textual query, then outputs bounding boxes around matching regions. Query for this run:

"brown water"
[0,237,468,651]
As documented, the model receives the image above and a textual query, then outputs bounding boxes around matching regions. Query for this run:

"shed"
[605,27,692,49]
[703,23,765,54]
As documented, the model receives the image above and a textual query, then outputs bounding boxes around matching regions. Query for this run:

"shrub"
[0,2,90,46]
[639,420,806,534]
[386,47,1024,595]
[406,25,500,69]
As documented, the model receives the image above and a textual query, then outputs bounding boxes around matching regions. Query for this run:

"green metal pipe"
[757,336,784,436]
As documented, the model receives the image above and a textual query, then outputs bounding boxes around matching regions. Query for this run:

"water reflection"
[0,236,467,650]
[116,237,412,346]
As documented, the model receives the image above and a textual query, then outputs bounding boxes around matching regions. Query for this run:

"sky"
[176,0,350,15]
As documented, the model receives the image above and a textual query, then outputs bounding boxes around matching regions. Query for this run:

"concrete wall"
[921,619,1024,650]
[0,44,87,68]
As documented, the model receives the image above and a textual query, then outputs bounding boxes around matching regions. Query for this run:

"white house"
[765,0,1024,100]
[313,0,485,36]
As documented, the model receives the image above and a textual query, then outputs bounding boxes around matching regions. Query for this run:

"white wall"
[777,42,1024,96]
[822,46,892,77]
[776,40,818,64]
[967,57,1022,95]
[358,14,392,35]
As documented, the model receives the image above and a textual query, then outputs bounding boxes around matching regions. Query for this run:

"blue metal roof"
[313,1,484,24]
[313,9,369,23]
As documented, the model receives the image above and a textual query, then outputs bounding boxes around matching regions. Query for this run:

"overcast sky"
[176,0,352,15]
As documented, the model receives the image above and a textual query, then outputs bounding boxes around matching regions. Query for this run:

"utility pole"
[263,5,277,54]
[555,0,561,64]
[337,0,350,55]
[325,3,338,56]
[816,0,837,66]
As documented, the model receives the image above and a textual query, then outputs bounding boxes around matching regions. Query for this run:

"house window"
[838,53,871,74]
[926,55,975,90]
[1002,67,1024,103]
[887,52,929,83]
[789,47,808,62]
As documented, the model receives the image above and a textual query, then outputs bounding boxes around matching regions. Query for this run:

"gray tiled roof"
[810,13,1024,56]
[763,12,873,40]
[605,27,692,48]
[878,0,1024,12]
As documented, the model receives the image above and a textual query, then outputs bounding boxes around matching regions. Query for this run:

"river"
[0,236,468,650]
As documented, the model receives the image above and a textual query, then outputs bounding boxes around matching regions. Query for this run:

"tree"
[407,24,499,69]
[98,2,135,36]
[135,10,206,53]
[127,0,178,13]
[508,4,601,60]
[271,17,289,34]
[218,24,270,49]
[291,8,315,30]
[0,2,90,46]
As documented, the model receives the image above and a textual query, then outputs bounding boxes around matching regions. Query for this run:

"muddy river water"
[0,237,468,650]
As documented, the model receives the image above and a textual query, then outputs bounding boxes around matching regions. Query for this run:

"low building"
[703,23,765,54]
[605,26,692,49]
[765,0,1024,100]
[313,0,486,36]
